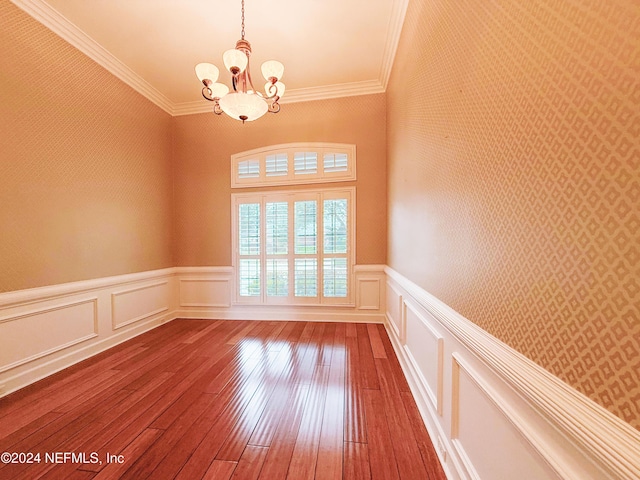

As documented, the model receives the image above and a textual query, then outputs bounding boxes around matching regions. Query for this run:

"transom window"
[233,187,354,305]
[231,143,356,187]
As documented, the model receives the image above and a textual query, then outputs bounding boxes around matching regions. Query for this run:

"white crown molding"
[12,0,406,117]
[10,0,175,115]
[380,0,409,89]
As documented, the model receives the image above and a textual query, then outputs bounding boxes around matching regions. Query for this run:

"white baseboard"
[175,307,385,324]
[384,266,640,480]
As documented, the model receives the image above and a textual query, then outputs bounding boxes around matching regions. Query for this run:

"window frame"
[231,143,356,188]
[232,186,355,306]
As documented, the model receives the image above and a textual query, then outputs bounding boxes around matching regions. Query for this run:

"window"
[231,143,356,187]
[293,152,318,175]
[233,187,354,305]
[265,153,288,177]
[237,159,260,179]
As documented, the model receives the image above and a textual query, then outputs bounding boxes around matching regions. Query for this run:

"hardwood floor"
[0,319,446,480]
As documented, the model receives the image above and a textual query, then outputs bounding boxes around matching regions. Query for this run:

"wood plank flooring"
[0,319,446,480]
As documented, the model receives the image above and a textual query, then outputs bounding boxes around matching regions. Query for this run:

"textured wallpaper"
[0,2,174,292]
[387,0,639,428]
[172,94,387,267]
[387,0,640,428]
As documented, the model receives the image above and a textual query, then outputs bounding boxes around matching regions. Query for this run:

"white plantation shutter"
[294,258,318,297]
[237,159,260,179]
[266,259,288,297]
[323,153,348,173]
[238,203,261,298]
[265,153,288,177]
[293,152,318,175]
[294,200,317,254]
[233,187,354,305]
[323,258,347,297]
[266,201,289,298]
[231,143,355,187]
[322,198,348,298]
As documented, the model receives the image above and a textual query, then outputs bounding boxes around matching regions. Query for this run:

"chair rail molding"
[384,266,640,480]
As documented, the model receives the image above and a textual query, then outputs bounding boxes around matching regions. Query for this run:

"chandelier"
[195,0,285,123]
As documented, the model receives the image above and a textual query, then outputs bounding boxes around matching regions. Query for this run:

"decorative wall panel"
[111,281,170,329]
[386,281,404,340]
[451,354,563,480]
[0,298,98,372]
[405,301,443,414]
[179,278,231,308]
[387,0,640,428]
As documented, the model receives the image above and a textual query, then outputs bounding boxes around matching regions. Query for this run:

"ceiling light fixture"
[195,0,285,123]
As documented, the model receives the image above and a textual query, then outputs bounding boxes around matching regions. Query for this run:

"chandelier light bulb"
[219,92,269,122]
[195,63,219,84]
[223,49,248,75]
[261,60,284,82]
[209,82,230,99]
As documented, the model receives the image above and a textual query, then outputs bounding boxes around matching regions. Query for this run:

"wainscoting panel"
[384,266,640,480]
[451,354,561,480]
[179,278,231,308]
[355,278,381,310]
[385,280,404,341]
[354,264,386,311]
[0,298,98,373]
[404,299,443,415]
[0,268,176,397]
[111,280,170,329]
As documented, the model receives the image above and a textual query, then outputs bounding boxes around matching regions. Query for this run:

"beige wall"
[387,0,640,429]
[0,2,174,292]
[172,94,387,267]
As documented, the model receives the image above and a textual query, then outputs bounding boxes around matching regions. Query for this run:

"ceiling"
[13,0,408,116]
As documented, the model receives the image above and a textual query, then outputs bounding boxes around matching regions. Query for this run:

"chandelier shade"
[219,92,269,122]
[222,48,248,74]
[261,60,285,82]
[209,82,230,99]
[195,0,285,123]
[195,63,219,84]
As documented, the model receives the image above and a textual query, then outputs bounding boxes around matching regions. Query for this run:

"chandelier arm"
[265,82,279,99]
[202,85,214,101]
[244,61,258,94]
[213,102,223,115]
[268,101,281,114]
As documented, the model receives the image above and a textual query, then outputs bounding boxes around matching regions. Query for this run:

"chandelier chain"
[241,0,245,40]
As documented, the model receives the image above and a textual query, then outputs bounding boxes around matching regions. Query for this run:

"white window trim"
[231,142,356,188]
[232,186,356,306]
